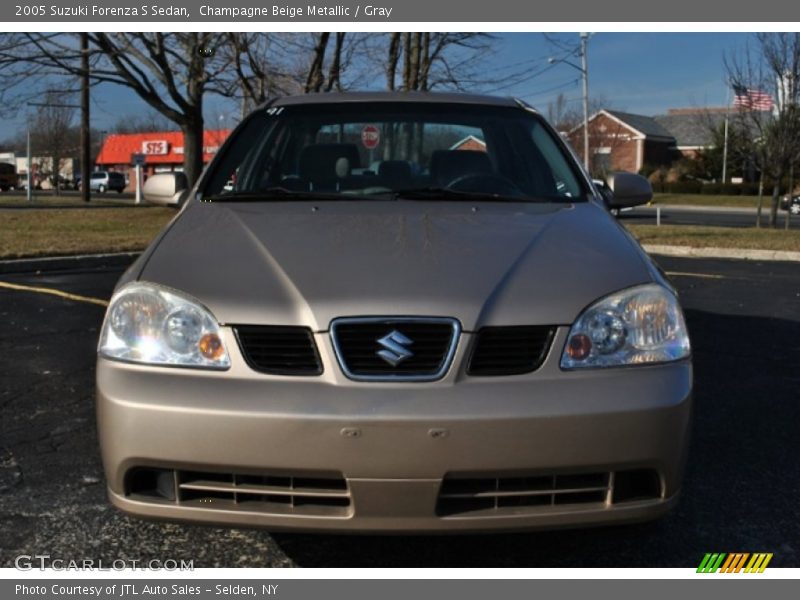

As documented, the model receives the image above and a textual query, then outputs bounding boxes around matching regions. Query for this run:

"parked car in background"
[88,170,126,193]
[780,194,800,215]
[0,162,17,191]
[97,92,692,533]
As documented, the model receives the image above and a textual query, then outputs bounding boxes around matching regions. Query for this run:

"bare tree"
[217,33,367,110]
[30,90,76,196]
[303,33,354,93]
[219,33,302,114]
[304,33,330,93]
[726,33,800,227]
[546,93,570,130]
[324,33,347,92]
[383,33,501,92]
[547,93,614,132]
[386,33,401,90]
[0,33,229,186]
[110,111,174,135]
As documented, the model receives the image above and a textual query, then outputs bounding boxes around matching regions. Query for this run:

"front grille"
[331,318,460,381]
[234,325,322,376]
[437,470,661,517]
[126,468,351,517]
[467,326,556,376]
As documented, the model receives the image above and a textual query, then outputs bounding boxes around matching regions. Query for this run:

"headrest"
[298,143,361,184]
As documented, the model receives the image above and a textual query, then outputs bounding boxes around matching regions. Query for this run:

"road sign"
[361,125,380,150]
[132,153,146,166]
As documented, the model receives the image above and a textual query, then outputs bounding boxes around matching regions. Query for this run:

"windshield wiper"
[392,187,548,203]
[205,187,353,202]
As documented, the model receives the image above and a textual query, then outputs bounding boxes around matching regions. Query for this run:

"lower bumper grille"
[126,468,351,517]
[436,469,661,517]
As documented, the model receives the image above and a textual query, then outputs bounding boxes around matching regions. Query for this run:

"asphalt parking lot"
[0,255,798,568]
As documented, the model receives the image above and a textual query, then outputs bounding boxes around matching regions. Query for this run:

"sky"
[489,32,746,114]
[0,32,751,141]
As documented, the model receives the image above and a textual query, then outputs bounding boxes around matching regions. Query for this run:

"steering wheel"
[445,172,524,196]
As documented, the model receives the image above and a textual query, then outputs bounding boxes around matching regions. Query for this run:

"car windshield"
[202,101,588,202]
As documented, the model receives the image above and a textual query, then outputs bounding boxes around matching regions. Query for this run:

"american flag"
[732,84,774,111]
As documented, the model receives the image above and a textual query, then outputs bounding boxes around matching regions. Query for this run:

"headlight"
[561,283,690,369]
[98,282,230,369]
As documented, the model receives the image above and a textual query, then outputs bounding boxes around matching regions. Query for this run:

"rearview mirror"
[142,172,188,207]
[604,172,653,209]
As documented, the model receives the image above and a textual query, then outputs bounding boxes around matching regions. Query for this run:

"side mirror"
[142,172,188,207]
[604,172,653,209]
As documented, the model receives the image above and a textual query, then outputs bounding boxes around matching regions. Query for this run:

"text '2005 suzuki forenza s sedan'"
[96,92,692,533]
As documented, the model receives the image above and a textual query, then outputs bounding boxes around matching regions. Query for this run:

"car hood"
[138,200,654,330]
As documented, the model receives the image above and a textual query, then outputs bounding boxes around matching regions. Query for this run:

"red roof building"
[95,129,231,185]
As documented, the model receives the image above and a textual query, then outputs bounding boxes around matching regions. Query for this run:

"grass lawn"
[0,207,175,259]
[651,193,769,208]
[625,224,800,252]
[0,193,133,207]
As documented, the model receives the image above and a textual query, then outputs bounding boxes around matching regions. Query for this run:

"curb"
[643,244,800,262]
[645,204,759,214]
[0,252,140,275]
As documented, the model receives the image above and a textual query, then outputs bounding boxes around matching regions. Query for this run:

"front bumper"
[96,327,692,533]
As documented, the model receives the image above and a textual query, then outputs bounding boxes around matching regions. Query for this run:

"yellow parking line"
[665,271,725,280]
[0,281,109,307]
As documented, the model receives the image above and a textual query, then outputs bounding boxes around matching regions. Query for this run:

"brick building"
[450,135,487,152]
[569,110,676,174]
[653,108,728,159]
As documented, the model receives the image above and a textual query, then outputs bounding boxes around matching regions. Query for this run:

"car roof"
[268,91,524,109]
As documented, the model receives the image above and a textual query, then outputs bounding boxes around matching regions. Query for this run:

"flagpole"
[722,85,731,184]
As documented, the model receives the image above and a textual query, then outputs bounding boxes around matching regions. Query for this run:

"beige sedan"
[96,92,692,532]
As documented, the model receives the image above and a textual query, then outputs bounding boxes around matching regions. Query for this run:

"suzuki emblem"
[376,330,414,366]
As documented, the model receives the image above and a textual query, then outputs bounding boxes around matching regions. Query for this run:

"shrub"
[701,183,723,195]
[663,180,702,194]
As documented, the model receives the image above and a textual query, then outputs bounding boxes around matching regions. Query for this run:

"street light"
[549,32,591,171]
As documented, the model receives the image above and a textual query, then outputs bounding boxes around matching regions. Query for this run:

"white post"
[721,86,732,183]
[26,127,32,202]
[656,206,661,227]
[721,114,729,184]
[580,32,590,171]
[135,164,142,205]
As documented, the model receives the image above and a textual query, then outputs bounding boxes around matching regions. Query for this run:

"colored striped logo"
[697,553,773,573]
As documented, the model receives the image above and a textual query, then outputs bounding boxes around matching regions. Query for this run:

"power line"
[518,77,581,99]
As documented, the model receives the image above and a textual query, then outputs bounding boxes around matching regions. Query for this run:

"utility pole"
[80,32,91,203]
[549,33,591,171]
[580,32,590,171]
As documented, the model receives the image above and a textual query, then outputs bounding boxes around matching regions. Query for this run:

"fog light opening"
[612,469,662,503]
[125,468,176,501]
